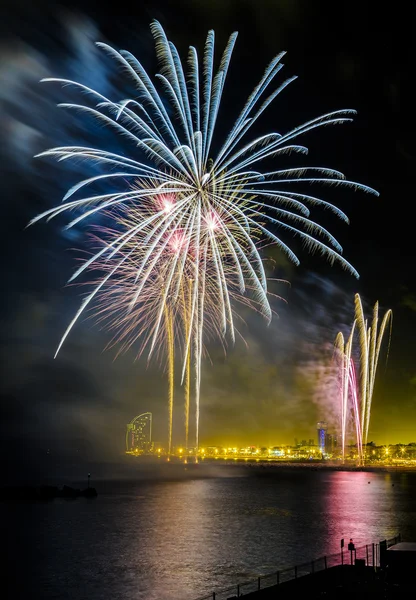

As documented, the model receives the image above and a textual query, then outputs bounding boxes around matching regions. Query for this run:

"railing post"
[212,593,215,600]
[237,584,240,597]
[372,543,375,568]
[258,577,261,590]
[294,565,298,579]
[276,571,280,585]
[380,539,388,569]
[366,545,369,566]
[324,556,327,570]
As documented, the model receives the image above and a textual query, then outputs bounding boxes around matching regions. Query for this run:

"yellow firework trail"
[183,279,192,462]
[335,293,392,464]
[355,294,393,455]
[165,305,175,458]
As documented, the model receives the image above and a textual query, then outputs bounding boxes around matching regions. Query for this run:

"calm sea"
[5,462,416,600]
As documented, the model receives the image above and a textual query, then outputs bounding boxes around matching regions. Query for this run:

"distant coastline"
[7,457,415,488]
[201,460,416,473]
[124,454,416,472]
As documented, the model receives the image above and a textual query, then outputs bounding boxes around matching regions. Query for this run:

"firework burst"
[335,294,392,464]
[30,21,378,456]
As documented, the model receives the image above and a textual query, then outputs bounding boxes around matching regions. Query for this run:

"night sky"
[1,0,415,478]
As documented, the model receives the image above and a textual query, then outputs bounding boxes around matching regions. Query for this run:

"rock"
[1,484,98,502]
[81,487,98,498]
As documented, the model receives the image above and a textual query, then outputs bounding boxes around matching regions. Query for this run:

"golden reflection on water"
[140,470,404,598]
[11,468,416,600]
[141,479,217,599]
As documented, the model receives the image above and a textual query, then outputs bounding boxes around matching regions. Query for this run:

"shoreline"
[7,458,416,487]
[124,455,416,472]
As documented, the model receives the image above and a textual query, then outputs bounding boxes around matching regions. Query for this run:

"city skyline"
[124,410,414,455]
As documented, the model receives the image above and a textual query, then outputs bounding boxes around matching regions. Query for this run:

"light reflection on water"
[5,467,416,600]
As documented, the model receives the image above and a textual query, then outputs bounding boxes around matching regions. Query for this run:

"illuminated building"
[269,447,285,457]
[126,412,153,453]
[317,421,327,454]
[325,433,337,454]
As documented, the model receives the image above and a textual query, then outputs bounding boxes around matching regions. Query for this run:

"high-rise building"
[317,421,327,454]
[325,433,338,454]
[126,412,152,453]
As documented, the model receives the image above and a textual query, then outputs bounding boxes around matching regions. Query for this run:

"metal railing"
[193,534,401,600]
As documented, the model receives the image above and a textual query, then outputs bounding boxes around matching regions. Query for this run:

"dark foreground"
[5,471,415,600]
[240,565,411,600]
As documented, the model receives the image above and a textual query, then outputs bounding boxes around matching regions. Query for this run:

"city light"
[124,421,416,466]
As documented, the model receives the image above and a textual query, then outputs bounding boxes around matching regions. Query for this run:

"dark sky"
[1,0,415,478]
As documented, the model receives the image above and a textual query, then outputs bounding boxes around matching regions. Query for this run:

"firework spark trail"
[31,21,378,454]
[183,279,192,461]
[335,294,392,464]
[335,318,357,462]
[348,359,362,462]
[355,294,393,456]
[165,304,174,458]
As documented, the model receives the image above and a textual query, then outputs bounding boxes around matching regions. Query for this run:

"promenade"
[233,564,408,600]
[194,536,405,600]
